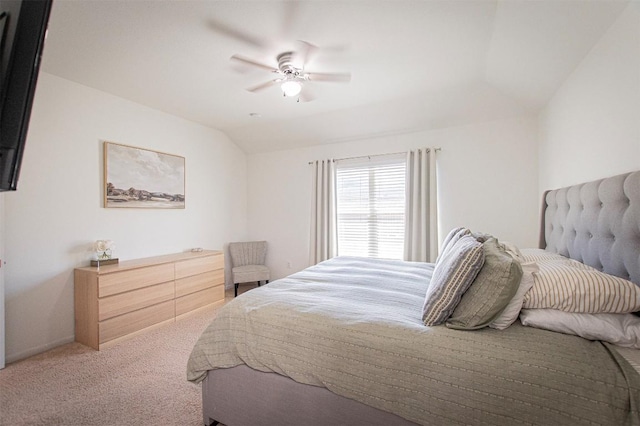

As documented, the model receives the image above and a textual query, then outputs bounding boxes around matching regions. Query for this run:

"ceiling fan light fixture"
[281,80,302,97]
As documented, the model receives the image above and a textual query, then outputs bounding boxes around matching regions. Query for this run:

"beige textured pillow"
[501,241,525,262]
[523,257,640,313]
[446,238,522,330]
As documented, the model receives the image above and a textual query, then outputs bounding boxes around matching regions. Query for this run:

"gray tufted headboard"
[539,170,640,287]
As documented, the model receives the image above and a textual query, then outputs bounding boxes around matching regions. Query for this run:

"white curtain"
[404,148,438,262]
[309,159,337,265]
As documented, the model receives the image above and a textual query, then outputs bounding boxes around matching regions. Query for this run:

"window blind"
[335,157,406,259]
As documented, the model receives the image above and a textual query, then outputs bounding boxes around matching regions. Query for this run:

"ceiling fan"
[230,41,351,102]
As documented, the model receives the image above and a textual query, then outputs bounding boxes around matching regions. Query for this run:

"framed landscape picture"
[104,142,185,209]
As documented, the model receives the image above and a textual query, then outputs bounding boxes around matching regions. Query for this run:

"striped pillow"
[523,257,640,313]
[423,235,484,326]
[520,248,565,263]
[436,227,471,263]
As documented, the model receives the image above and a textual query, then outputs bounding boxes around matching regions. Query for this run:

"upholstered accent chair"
[229,241,270,297]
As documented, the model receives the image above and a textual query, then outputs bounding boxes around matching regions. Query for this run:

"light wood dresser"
[74,250,224,350]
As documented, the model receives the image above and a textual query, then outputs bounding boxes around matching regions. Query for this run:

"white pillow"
[489,261,538,330]
[519,309,640,349]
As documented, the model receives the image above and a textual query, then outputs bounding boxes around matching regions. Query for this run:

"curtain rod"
[308,148,441,165]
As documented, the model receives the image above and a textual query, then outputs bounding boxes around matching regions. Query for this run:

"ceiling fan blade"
[318,43,350,54]
[298,87,317,103]
[294,40,319,68]
[207,19,267,49]
[306,72,351,83]
[230,55,278,72]
[247,79,280,93]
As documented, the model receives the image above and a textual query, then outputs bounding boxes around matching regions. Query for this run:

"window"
[335,155,406,259]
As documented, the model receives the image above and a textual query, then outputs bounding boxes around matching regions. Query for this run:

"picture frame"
[103,141,185,209]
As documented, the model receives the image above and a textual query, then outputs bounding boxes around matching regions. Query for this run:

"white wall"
[11,3,634,364]
[3,73,247,363]
[539,3,640,191]
[247,116,539,280]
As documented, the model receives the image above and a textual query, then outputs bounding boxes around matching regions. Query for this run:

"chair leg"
[258,281,261,287]
[234,283,239,297]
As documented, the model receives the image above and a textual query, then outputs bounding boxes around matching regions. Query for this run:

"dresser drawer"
[175,254,223,280]
[99,300,175,344]
[175,269,224,298]
[98,281,175,321]
[175,285,224,317]
[75,250,224,350]
[98,263,174,297]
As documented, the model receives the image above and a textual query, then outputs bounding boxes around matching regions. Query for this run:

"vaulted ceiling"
[41,0,629,153]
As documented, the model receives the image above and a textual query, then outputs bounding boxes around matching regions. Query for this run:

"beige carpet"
[0,299,231,426]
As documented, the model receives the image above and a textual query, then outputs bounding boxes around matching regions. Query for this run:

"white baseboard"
[5,335,75,365]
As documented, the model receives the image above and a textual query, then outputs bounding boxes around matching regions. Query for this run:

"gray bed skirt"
[202,365,419,426]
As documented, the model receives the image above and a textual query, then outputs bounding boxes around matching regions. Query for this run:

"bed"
[187,170,640,426]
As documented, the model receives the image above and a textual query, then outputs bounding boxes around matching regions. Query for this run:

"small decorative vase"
[97,249,112,260]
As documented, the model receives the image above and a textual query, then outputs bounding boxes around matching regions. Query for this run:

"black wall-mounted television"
[0,0,52,191]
